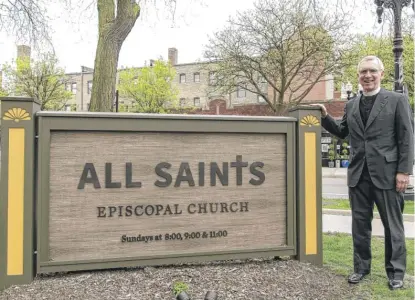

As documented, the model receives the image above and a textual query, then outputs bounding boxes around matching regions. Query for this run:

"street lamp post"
[374,0,414,95]
[374,0,414,199]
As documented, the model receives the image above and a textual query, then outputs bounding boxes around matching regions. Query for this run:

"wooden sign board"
[0,100,323,290]
[48,131,287,262]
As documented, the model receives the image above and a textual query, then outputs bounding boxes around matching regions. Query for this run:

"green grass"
[323,198,415,215]
[324,233,414,299]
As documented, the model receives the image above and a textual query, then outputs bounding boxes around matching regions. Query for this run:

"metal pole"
[115,90,119,113]
[375,0,413,94]
[375,0,414,199]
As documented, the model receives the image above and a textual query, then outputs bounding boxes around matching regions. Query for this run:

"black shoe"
[348,273,368,284]
[388,279,404,290]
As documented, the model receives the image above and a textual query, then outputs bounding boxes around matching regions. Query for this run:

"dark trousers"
[348,165,406,280]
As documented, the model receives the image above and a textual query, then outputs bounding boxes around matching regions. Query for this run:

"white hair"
[357,56,385,72]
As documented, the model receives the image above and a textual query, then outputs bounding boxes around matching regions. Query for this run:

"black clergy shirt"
[359,93,378,127]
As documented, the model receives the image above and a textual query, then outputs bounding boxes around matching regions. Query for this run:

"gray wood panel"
[48,131,287,262]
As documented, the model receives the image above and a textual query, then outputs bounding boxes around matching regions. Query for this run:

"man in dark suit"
[313,56,414,290]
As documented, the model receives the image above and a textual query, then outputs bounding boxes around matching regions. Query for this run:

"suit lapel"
[365,88,388,130]
[352,93,365,133]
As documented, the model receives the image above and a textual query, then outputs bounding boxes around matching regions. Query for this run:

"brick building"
[64,47,347,119]
[1,45,347,119]
[64,67,94,111]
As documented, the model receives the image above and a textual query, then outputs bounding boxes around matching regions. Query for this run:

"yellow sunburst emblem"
[2,108,31,122]
[300,114,320,127]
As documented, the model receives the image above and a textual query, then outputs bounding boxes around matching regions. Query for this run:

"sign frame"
[36,112,297,273]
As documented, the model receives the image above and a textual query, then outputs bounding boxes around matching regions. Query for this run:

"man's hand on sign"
[309,104,327,118]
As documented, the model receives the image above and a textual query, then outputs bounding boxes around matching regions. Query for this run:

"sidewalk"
[323,209,415,238]
[322,166,415,180]
[322,167,415,201]
[322,167,347,178]
[321,166,415,237]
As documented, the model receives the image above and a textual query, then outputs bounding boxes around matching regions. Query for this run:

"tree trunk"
[89,38,120,111]
[89,0,140,112]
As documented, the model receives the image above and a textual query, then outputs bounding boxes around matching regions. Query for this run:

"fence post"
[289,106,323,266]
[0,97,40,290]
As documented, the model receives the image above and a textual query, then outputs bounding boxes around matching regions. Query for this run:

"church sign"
[0,97,322,289]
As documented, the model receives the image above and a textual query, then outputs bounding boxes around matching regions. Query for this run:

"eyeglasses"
[359,69,381,75]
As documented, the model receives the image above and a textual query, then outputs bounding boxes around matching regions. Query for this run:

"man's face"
[358,60,384,93]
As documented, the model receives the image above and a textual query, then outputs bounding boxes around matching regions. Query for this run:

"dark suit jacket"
[322,88,414,189]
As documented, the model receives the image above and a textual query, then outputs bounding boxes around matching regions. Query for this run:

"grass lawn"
[324,233,414,299]
[323,198,415,215]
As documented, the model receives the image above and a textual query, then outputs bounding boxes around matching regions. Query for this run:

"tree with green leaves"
[0,87,7,97]
[339,34,414,107]
[2,53,73,110]
[117,60,179,113]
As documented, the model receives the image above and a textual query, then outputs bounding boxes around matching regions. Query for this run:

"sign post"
[289,106,323,266]
[0,97,40,290]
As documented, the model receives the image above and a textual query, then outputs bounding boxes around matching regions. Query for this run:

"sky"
[0,0,411,74]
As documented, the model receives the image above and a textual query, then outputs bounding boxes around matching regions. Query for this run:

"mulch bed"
[0,258,365,300]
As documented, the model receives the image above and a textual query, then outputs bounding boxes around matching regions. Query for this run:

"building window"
[194,97,200,106]
[87,81,93,94]
[237,85,246,98]
[194,73,200,83]
[180,98,186,107]
[71,82,77,94]
[180,74,186,83]
[209,71,216,84]
[258,77,267,91]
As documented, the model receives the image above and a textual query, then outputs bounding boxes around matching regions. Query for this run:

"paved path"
[323,209,414,238]
[322,167,415,200]
[322,167,414,238]
[323,214,414,238]
[322,166,415,182]
[322,177,348,198]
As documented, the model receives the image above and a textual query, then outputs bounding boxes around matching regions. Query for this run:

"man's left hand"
[396,173,410,193]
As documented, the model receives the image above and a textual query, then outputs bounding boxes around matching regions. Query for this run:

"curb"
[322,174,347,178]
[321,168,347,178]
[323,209,414,222]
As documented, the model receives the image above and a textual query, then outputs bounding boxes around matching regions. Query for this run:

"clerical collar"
[362,87,381,97]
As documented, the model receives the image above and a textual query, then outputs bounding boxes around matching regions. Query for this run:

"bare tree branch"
[0,0,52,48]
[204,0,357,114]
